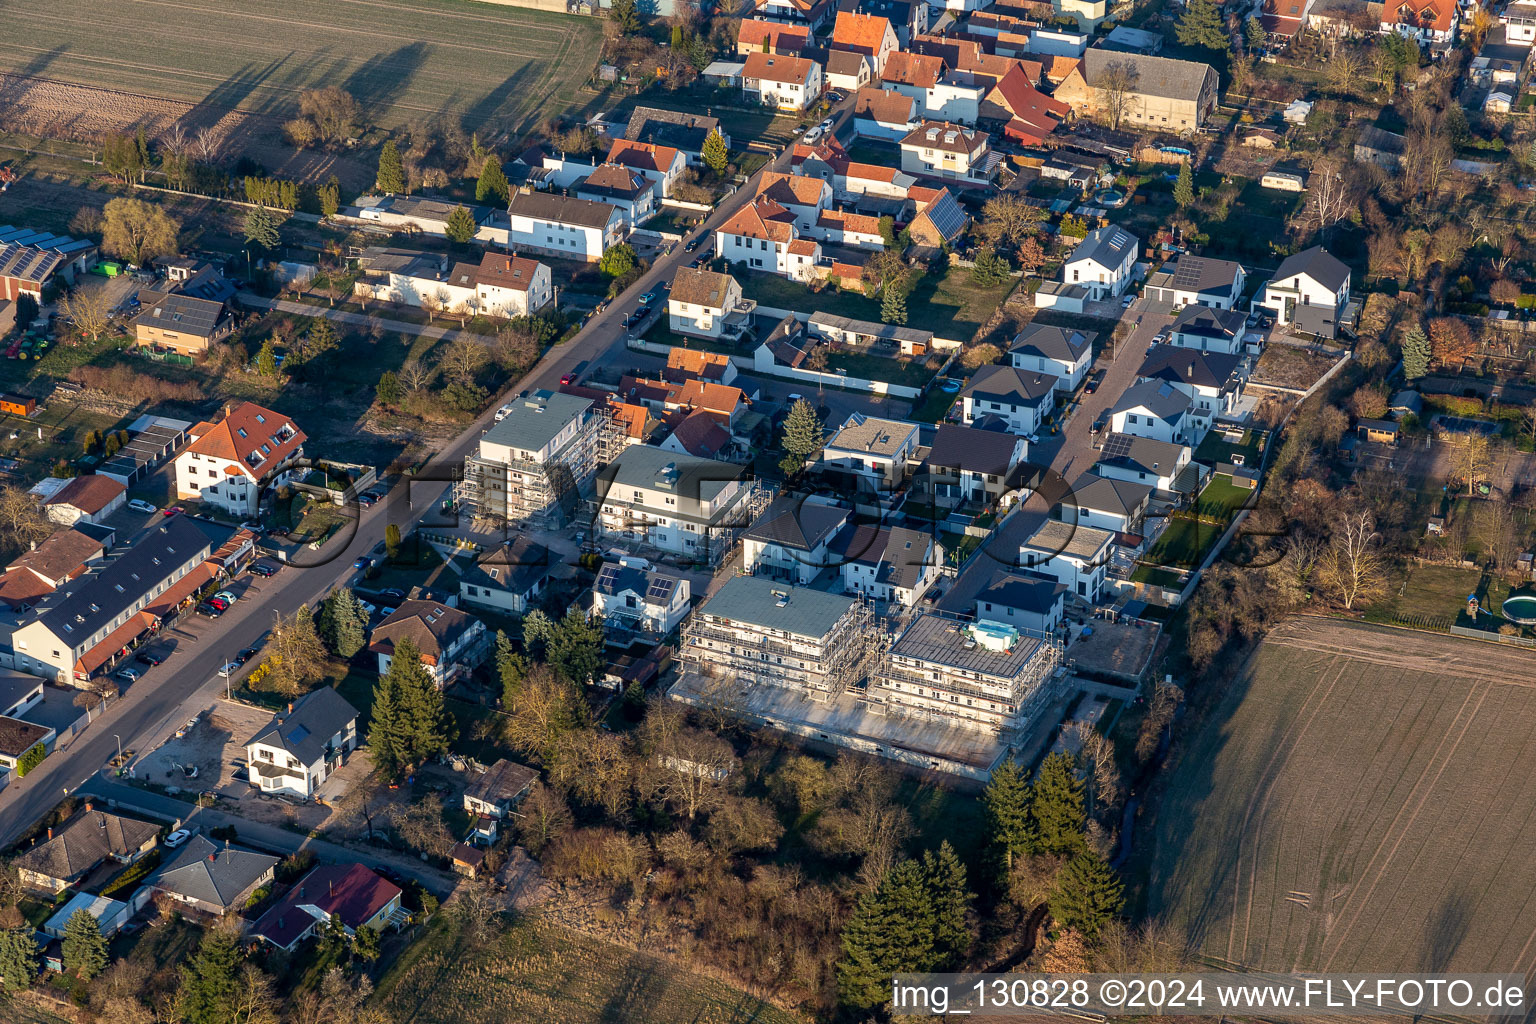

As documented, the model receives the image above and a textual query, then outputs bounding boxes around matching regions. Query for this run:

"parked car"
[116,667,140,682]
[164,829,192,848]
[683,235,703,252]
[818,117,835,132]
[560,372,578,386]
[238,647,259,663]
[353,556,373,570]
[827,91,844,103]
[1121,294,1136,308]
[1084,377,1100,395]
[135,651,164,666]
[127,499,158,514]
[378,588,405,603]
[356,492,378,508]
[218,662,239,678]
[637,290,657,305]
[214,590,237,605]
[802,126,823,144]
[162,506,184,517]
[623,307,649,328]
[248,562,278,577]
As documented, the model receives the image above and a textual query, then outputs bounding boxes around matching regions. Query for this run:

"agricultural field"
[373,915,805,1024]
[0,0,604,168]
[1140,617,1536,975]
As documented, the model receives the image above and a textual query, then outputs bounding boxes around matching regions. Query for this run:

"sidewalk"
[237,293,483,345]
[81,777,461,899]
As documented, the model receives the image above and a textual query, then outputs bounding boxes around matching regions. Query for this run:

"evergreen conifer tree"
[1402,325,1430,381]
[476,156,509,203]
[0,927,38,991]
[881,284,908,325]
[256,338,279,377]
[243,204,280,251]
[1050,849,1124,938]
[702,129,729,176]
[376,140,405,194]
[444,205,477,245]
[983,758,1037,869]
[377,370,403,406]
[837,859,940,1011]
[923,841,974,967]
[549,611,604,685]
[781,399,825,463]
[62,909,108,981]
[523,609,556,661]
[1174,161,1195,209]
[1032,752,1086,856]
[177,927,241,1024]
[1177,0,1228,49]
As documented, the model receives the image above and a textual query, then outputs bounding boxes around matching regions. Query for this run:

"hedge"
[16,742,46,778]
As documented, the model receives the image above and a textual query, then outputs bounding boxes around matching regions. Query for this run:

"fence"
[1450,623,1536,647]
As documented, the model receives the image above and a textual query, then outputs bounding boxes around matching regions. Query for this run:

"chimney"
[208,852,217,862]
[224,404,232,419]
[84,800,93,813]
[46,827,52,840]
[1188,361,1196,377]
[287,702,294,714]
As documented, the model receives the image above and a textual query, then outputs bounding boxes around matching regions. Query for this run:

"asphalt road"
[0,102,852,850]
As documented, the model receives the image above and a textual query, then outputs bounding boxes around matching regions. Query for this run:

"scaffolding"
[461,403,621,528]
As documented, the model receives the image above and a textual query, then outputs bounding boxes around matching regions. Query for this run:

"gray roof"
[625,106,722,152]
[484,390,594,453]
[809,311,933,346]
[37,515,224,643]
[698,575,855,639]
[1022,519,1115,560]
[1080,49,1217,103]
[244,686,358,766]
[595,559,682,606]
[977,569,1066,617]
[0,244,64,286]
[824,412,919,457]
[670,267,738,308]
[1137,345,1241,389]
[1009,322,1094,363]
[461,535,552,596]
[464,758,538,806]
[1271,245,1350,293]
[1167,254,1244,300]
[508,191,622,230]
[130,292,227,339]
[744,496,849,551]
[889,612,1047,679]
[878,526,932,591]
[962,364,1059,406]
[602,444,743,519]
[1171,305,1246,340]
[146,836,277,910]
[1094,433,1188,477]
[1111,379,1192,422]
[927,423,1022,474]
[12,810,159,884]
[0,670,42,714]
[1068,472,1153,517]
[1069,225,1139,271]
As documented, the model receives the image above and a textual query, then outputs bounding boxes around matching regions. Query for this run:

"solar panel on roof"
[596,564,621,593]
[1098,433,1134,460]
[646,577,676,601]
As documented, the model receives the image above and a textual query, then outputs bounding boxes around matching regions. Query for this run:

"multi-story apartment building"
[595,445,757,564]
[174,402,306,517]
[462,390,616,527]
[867,612,1063,732]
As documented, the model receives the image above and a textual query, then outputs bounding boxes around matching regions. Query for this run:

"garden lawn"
[1142,516,1224,569]
[1193,474,1258,520]
[740,266,1016,341]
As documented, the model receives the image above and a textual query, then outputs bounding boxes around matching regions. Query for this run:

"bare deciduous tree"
[1098,60,1140,131]
[398,359,433,393]
[637,708,738,821]
[1319,508,1386,610]
[60,287,114,341]
[442,337,488,387]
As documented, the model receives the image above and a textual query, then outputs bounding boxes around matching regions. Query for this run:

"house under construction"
[460,389,624,528]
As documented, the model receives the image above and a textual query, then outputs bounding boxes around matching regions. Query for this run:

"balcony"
[721,298,757,336]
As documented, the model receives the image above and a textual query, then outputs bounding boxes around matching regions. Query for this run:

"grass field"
[740,266,1017,341]
[373,915,804,1024]
[0,0,605,135]
[1140,618,1536,975]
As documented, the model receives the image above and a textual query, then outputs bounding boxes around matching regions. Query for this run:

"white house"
[1109,380,1195,446]
[41,476,126,526]
[368,600,488,688]
[458,536,552,615]
[1254,245,1351,339]
[1137,345,1243,432]
[668,267,756,341]
[175,401,306,517]
[251,864,403,952]
[757,172,833,231]
[595,445,754,564]
[1008,323,1095,392]
[1380,0,1458,45]
[1063,225,1139,300]
[1143,254,1246,310]
[974,570,1066,637]
[742,52,823,110]
[853,87,919,141]
[1093,433,1194,494]
[1020,519,1114,601]
[593,557,693,638]
[834,524,939,606]
[352,248,477,314]
[1504,0,1536,44]
[474,252,553,317]
[606,139,687,199]
[715,196,822,280]
[742,496,851,585]
[506,191,626,263]
[923,424,1027,508]
[831,10,900,75]
[899,121,995,185]
[574,163,656,228]
[960,365,1058,437]
[244,687,359,800]
[820,413,922,489]
[1167,306,1249,355]
[1065,472,1153,535]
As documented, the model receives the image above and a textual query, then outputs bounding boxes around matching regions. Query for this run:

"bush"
[100,849,161,897]
[16,743,45,778]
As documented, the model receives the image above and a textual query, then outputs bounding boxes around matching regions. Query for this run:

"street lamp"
[114,734,122,761]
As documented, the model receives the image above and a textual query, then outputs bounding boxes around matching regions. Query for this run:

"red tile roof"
[43,475,125,515]
[667,410,732,459]
[882,51,944,89]
[607,138,682,173]
[253,864,401,950]
[742,51,818,85]
[737,18,811,51]
[832,11,894,53]
[475,252,545,292]
[185,402,305,482]
[718,196,798,243]
[758,171,830,207]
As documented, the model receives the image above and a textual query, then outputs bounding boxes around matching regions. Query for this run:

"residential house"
[252,864,403,952]
[660,410,734,460]
[678,575,867,698]
[809,312,935,356]
[143,837,277,917]
[1357,418,1400,444]
[1143,254,1247,310]
[463,390,608,526]
[1054,50,1220,129]
[1065,472,1153,535]
[820,413,921,489]
[834,524,939,606]
[1167,306,1249,355]
[982,64,1070,145]
[0,671,45,719]
[0,528,107,613]
[756,172,833,231]
[1137,345,1243,430]
[0,715,51,775]
[463,759,539,819]
[459,535,553,615]
[1062,225,1139,301]
[1054,0,1109,29]
[837,0,929,43]
[506,191,626,263]
[606,139,688,199]
[1260,0,1316,39]
[753,0,835,31]
[42,893,131,940]
[42,476,125,526]
[974,570,1067,637]
[129,292,233,357]
[742,52,823,110]
[624,108,731,168]
[736,19,812,54]
[474,252,554,318]
[620,376,750,429]
[355,196,493,238]
[665,348,739,385]
[244,686,359,800]
[906,186,969,248]
[352,248,476,314]
[1354,125,1406,172]
[595,444,753,564]
[592,557,693,638]
[715,197,822,280]
[743,496,851,584]
[899,121,995,184]
[574,163,655,228]
[1309,0,1380,35]
[853,87,918,140]
[369,600,488,688]
[1008,323,1095,392]
[867,612,1064,732]
[1504,0,1536,45]
[13,806,157,893]
[923,424,1027,507]
[1381,0,1458,45]
[1093,433,1194,494]
[1020,518,1114,601]
[174,402,306,517]
[832,11,900,75]
[961,365,1058,437]
[10,515,220,684]
[1109,379,1195,445]
[826,49,875,92]
[1254,245,1352,339]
